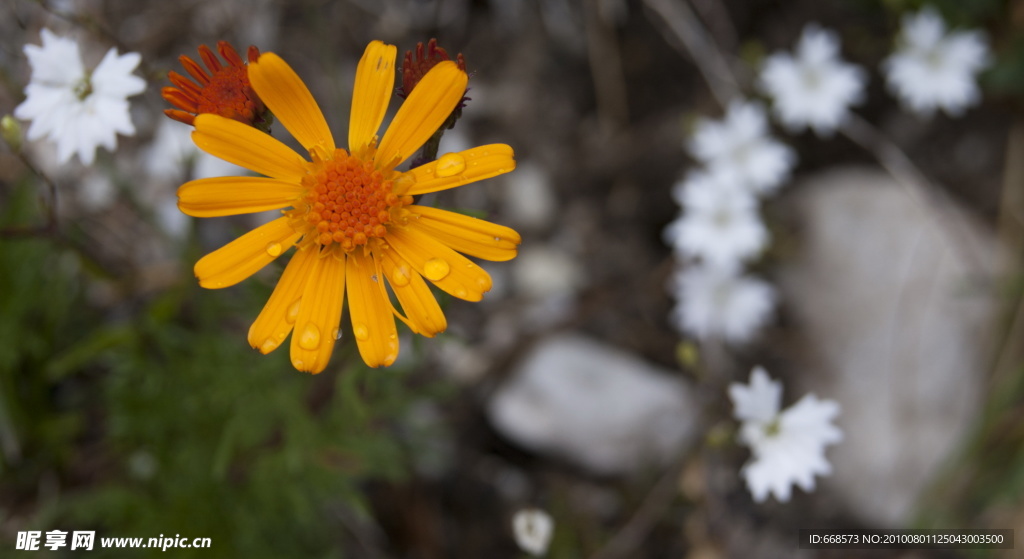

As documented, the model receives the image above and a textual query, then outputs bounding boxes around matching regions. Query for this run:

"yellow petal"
[192,114,308,181]
[387,226,492,302]
[376,61,467,166]
[290,250,346,374]
[378,247,447,337]
[178,177,304,217]
[247,246,319,354]
[396,144,516,196]
[349,41,397,151]
[195,217,302,289]
[406,205,521,262]
[249,52,335,154]
[346,251,399,368]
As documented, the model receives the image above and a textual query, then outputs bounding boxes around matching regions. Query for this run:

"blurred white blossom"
[512,508,554,556]
[687,100,796,196]
[668,265,775,343]
[760,24,866,136]
[142,119,246,238]
[883,6,989,117]
[145,119,245,182]
[729,366,842,503]
[664,169,768,268]
[14,29,145,165]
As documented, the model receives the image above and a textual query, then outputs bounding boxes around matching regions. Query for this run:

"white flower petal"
[14,29,145,166]
[512,509,554,556]
[668,265,775,343]
[733,369,843,503]
[882,8,989,117]
[729,366,782,424]
[760,24,866,136]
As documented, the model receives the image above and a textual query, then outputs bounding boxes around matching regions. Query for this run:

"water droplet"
[265,242,282,257]
[393,174,416,191]
[494,236,501,242]
[423,258,451,281]
[371,274,378,283]
[298,323,321,350]
[435,153,467,178]
[390,266,410,287]
[332,327,342,340]
[456,287,468,298]
[293,359,305,370]
[260,339,277,353]
[286,300,301,324]
[354,324,369,341]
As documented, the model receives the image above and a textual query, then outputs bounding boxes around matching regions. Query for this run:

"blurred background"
[1,0,1024,557]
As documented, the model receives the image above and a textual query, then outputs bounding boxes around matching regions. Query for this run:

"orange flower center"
[199,65,260,123]
[301,150,408,251]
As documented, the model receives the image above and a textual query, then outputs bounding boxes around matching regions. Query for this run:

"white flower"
[668,265,775,343]
[663,169,768,268]
[729,366,782,424]
[14,29,145,165]
[512,508,554,556]
[882,7,989,117]
[687,100,796,197]
[760,24,866,136]
[729,367,843,503]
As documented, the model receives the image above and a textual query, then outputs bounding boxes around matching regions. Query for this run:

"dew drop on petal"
[286,300,301,324]
[332,327,342,340]
[354,324,369,341]
[298,323,321,350]
[456,287,468,298]
[424,258,451,281]
[390,266,410,287]
[260,339,277,353]
[266,242,282,257]
[435,153,467,178]
[393,174,416,192]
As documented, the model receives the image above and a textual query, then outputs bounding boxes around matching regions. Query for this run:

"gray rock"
[488,333,697,476]
[779,166,1002,526]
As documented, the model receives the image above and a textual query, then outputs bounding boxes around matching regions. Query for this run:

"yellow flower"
[177,41,519,373]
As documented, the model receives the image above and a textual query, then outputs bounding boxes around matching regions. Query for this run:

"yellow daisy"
[177,41,519,373]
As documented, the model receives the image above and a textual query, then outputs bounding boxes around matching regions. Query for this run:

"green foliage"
[0,183,88,480]
[0,181,433,558]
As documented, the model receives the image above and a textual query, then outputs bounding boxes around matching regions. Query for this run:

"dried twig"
[642,0,740,108]
[838,114,992,276]
[583,0,630,133]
